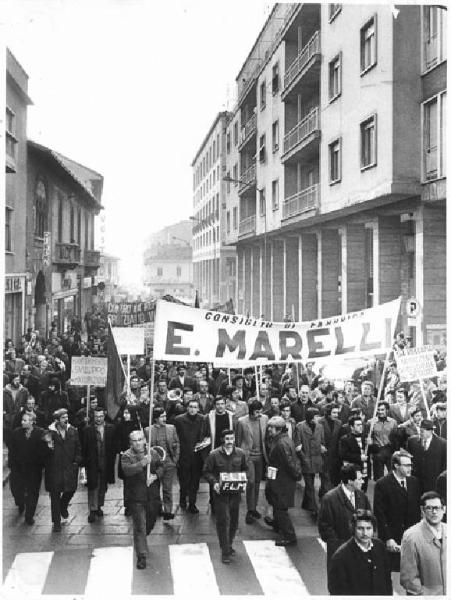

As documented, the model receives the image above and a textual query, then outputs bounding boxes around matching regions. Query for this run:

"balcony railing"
[284,31,320,91]
[53,243,81,265]
[239,114,257,147]
[283,107,320,155]
[238,215,256,236]
[283,184,319,219]
[84,249,101,268]
[238,163,256,194]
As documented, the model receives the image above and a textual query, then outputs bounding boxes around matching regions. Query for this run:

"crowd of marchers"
[3,315,447,594]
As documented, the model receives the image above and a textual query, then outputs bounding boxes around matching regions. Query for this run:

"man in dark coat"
[328,509,393,595]
[42,408,82,531]
[290,384,314,423]
[407,420,447,493]
[168,364,195,391]
[174,398,208,513]
[318,464,371,568]
[12,396,46,429]
[265,416,302,546]
[8,413,46,524]
[319,404,343,487]
[338,414,370,492]
[373,450,421,571]
[40,378,70,425]
[82,407,117,523]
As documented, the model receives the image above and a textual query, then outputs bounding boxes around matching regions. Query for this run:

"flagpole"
[146,357,156,484]
[365,349,391,456]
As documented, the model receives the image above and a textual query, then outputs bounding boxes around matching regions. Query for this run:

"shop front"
[4,275,26,346]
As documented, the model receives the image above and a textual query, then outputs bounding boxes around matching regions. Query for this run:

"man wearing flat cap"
[407,419,447,493]
[433,403,447,439]
[265,416,302,546]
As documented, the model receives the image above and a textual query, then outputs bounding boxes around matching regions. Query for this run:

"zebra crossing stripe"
[3,551,54,598]
[84,546,134,597]
[243,540,309,597]
[169,542,220,597]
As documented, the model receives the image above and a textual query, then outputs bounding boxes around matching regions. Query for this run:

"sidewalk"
[3,444,9,486]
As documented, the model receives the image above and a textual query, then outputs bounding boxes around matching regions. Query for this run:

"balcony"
[53,243,81,267]
[238,163,257,197]
[282,184,319,221]
[281,107,320,164]
[237,70,260,108]
[5,132,17,173]
[282,31,321,100]
[84,249,101,269]
[238,114,257,151]
[238,215,256,238]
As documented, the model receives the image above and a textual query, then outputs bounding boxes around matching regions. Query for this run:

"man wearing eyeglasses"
[400,491,447,595]
[374,450,421,572]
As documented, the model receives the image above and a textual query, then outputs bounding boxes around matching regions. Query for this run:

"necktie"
[350,493,355,508]
[401,480,406,489]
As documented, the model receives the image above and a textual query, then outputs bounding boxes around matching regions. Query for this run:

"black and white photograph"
[1,1,447,597]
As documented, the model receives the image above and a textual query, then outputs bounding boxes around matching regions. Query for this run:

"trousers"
[246,456,264,512]
[10,467,42,519]
[302,473,329,511]
[273,506,296,540]
[160,463,177,513]
[88,471,107,511]
[129,497,160,558]
[214,492,241,554]
[50,490,75,524]
[178,456,202,505]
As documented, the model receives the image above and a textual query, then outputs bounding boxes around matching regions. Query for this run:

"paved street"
[2,478,405,597]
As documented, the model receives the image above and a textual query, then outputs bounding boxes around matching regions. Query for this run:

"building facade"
[97,252,120,304]
[143,221,193,301]
[222,3,446,345]
[191,112,236,308]
[26,141,103,336]
[5,50,32,346]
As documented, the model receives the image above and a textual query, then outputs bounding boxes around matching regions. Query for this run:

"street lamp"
[171,235,190,247]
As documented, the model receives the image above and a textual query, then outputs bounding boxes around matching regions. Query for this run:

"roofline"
[27,140,103,209]
[7,48,30,81]
[51,149,103,179]
[191,111,232,167]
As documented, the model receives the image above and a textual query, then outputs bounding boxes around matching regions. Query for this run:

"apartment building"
[223,3,446,345]
[191,112,236,308]
[5,50,32,345]
[26,141,103,335]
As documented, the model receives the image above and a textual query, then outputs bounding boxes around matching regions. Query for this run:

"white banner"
[153,297,401,365]
[71,357,108,387]
[112,326,145,356]
[395,346,438,382]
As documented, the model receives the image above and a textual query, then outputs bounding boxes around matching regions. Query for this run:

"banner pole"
[254,365,260,401]
[146,358,156,484]
[127,354,131,401]
[419,378,431,419]
[365,349,391,456]
[86,384,91,424]
[295,362,300,397]
[228,368,231,386]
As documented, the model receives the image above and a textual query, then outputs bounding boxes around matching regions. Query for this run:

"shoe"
[229,547,236,556]
[60,507,69,519]
[18,504,25,515]
[136,556,147,570]
[187,504,199,514]
[163,512,175,521]
[88,511,96,523]
[221,553,231,564]
[96,508,104,517]
[264,516,275,527]
[158,507,164,517]
[251,510,262,519]
[245,511,255,524]
[25,517,35,525]
[53,523,62,532]
[275,538,297,547]
[124,507,131,517]
[310,509,318,520]
[179,498,187,510]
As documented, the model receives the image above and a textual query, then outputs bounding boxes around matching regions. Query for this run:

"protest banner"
[395,346,438,382]
[112,327,145,356]
[71,357,108,387]
[153,297,401,366]
[107,300,155,326]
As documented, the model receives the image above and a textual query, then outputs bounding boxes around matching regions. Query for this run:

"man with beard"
[203,429,247,563]
[4,373,30,445]
[265,416,302,546]
[12,395,46,429]
[9,412,46,524]
[40,378,69,426]
[193,379,215,414]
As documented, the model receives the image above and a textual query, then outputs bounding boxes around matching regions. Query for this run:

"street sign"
[71,357,108,387]
[406,297,420,317]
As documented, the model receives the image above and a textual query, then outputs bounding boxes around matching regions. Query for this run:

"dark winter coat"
[407,434,447,493]
[174,412,207,466]
[43,424,82,493]
[294,420,325,474]
[265,432,302,510]
[82,423,117,489]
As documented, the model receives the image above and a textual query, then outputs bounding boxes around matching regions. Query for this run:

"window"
[157,267,163,276]
[259,187,266,216]
[226,211,231,234]
[233,207,237,230]
[260,80,266,110]
[58,194,64,243]
[272,63,279,94]
[329,4,342,22]
[5,207,12,252]
[90,214,94,249]
[423,92,446,181]
[329,54,341,101]
[423,6,447,72]
[329,138,341,183]
[259,134,266,163]
[176,266,182,277]
[84,212,89,249]
[5,107,17,163]
[360,16,377,74]
[271,179,279,210]
[226,171,231,194]
[272,120,279,152]
[233,163,238,185]
[213,140,216,162]
[360,115,377,169]
[70,204,75,243]
[233,121,238,146]
[77,208,81,245]
[34,179,48,238]
[226,132,231,154]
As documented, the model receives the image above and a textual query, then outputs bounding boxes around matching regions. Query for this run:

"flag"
[106,321,125,419]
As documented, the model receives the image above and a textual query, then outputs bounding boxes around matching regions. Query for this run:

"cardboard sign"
[71,357,108,387]
[112,326,145,355]
[153,297,401,366]
[395,346,438,382]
